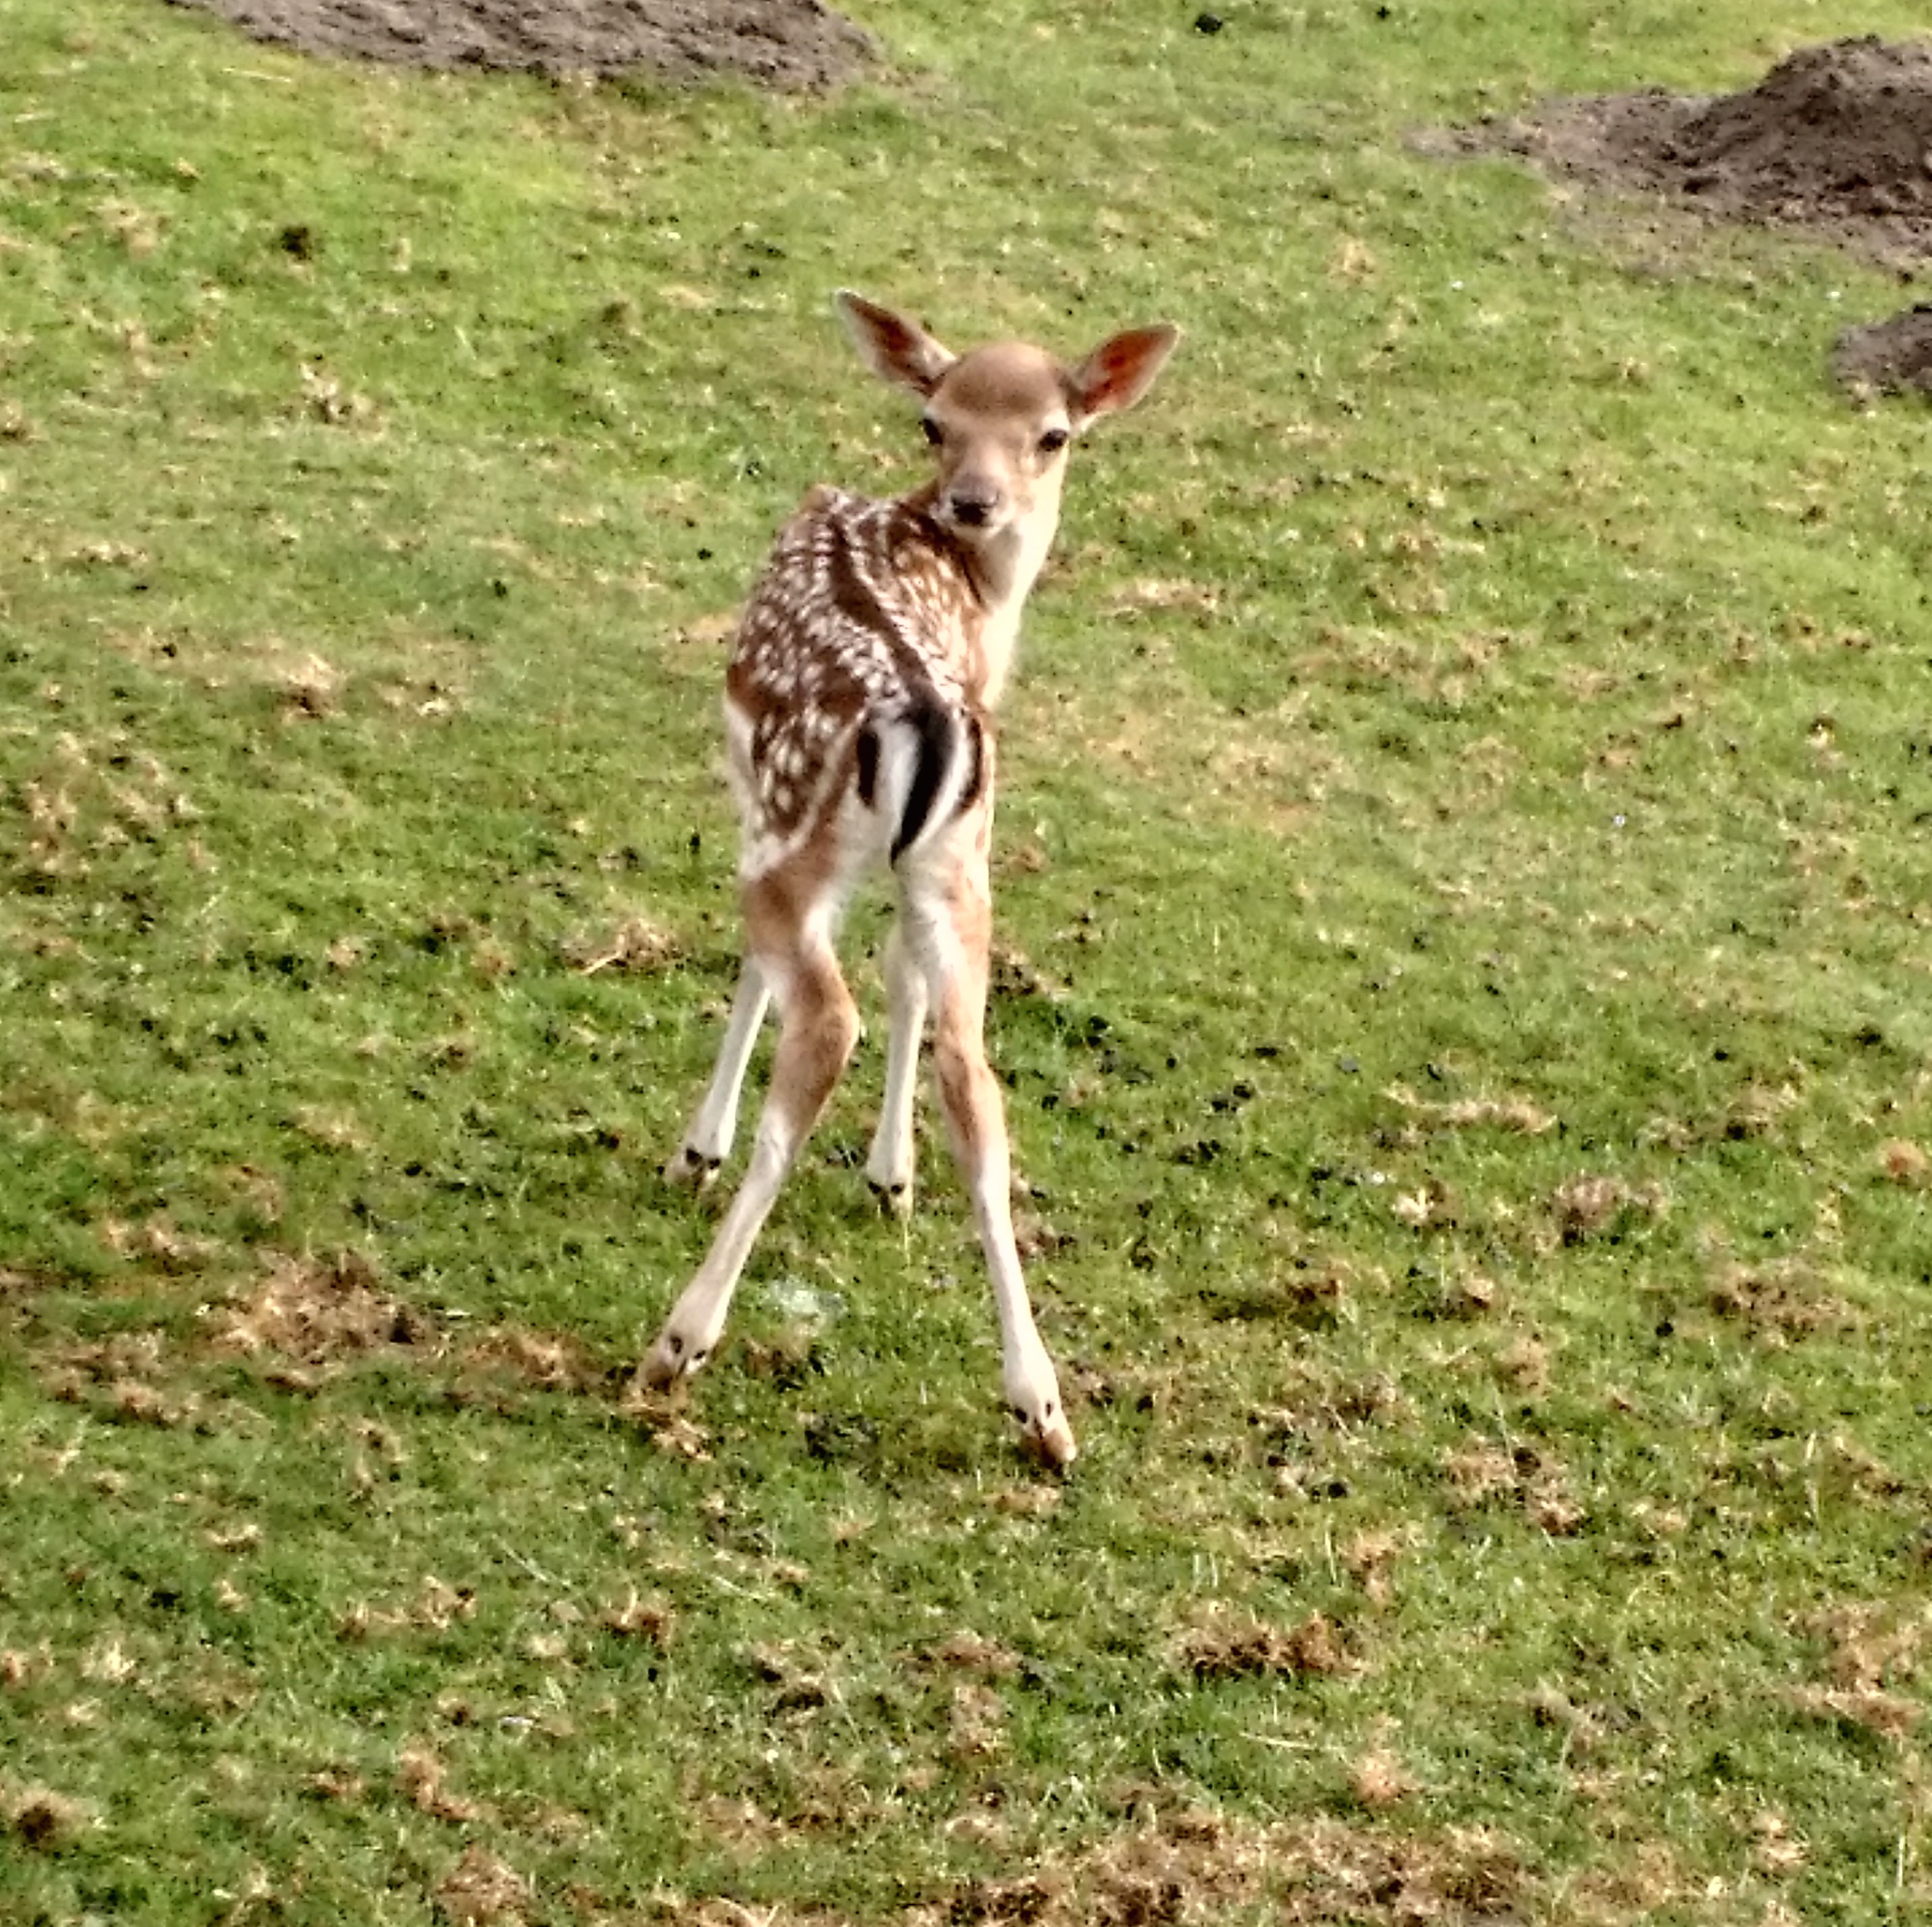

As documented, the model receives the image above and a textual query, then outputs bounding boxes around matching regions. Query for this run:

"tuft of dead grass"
[1176,1605,1358,1683]
[1785,1682,1920,1740]
[435,1844,532,1925]
[558,914,686,975]
[400,1742,483,1823]
[912,1630,1024,1678]
[1548,1174,1667,1246]
[1342,1527,1417,1607]
[337,1575,478,1643]
[1385,1082,1557,1138]
[40,1329,201,1429]
[1442,1438,1586,1535]
[1350,1738,1420,1809]
[1784,1599,1925,1738]
[1878,1138,1930,1187]
[600,1589,673,1644]
[946,1682,1008,1760]
[460,1324,604,1395]
[212,1250,437,1369]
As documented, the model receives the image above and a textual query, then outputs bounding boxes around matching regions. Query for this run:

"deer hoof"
[1014,1405,1077,1472]
[640,1328,707,1391]
[663,1147,722,1192]
[868,1177,915,1221]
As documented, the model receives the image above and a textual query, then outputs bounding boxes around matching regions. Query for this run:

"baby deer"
[644,291,1178,1466]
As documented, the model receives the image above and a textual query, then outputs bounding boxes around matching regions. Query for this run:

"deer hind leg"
[643,886,860,1391]
[900,832,1075,1468]
[864,919,927,1219]
[664,958,771,1191]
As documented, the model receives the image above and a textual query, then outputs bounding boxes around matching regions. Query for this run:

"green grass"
[4,0,1932,1920]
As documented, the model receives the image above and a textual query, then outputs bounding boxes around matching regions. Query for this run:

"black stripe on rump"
[855,726,880,808]
[891,692,956,862]
[958,714,988,815]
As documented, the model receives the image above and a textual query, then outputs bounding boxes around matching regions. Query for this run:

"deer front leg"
[663,959,769,1191]
[864,920,926,1219]
[644,945,857,1390]
[907,859,1075,1469]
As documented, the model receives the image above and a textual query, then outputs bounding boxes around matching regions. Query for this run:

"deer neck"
[910,485,1061,711]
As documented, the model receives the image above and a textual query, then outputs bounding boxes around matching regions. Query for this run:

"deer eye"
[920,415,944,446]
[1038,426,1070,455]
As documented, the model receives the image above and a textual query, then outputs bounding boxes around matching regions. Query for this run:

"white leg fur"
[899,832,1074,1467]
[646,941,858,1389]
[864,920,927,1216]
[663,959,770,1189]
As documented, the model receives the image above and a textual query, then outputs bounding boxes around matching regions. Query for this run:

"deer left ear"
[835,289,958,398]
[1066,323,1181,430]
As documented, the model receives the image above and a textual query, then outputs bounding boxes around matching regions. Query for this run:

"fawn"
[643,291,1178,1466]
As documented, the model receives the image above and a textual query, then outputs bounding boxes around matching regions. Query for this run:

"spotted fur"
[726,483,992,873]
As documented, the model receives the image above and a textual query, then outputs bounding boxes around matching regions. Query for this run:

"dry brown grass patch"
[1785,1599,1925,1738]
[946,1682,1009,1760]
[1878,1138,1930,1186]
[623,1391,714,1461]
[1707,1260,1859,1343]
[7,1783,96,1848]
[599,1589,673,1644]
[921,1809,1527,1926]
[1442,1437,1586,1535]
[40,1330,201,1429]
[1342,1527,1418,1607]
[400,1742,483,1824]
[1349,1739,1420,1809]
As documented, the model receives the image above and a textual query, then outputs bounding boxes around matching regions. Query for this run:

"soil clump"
[1832,303,1932,398]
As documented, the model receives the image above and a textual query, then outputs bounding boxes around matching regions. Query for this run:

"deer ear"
[1066,324,1181,429]
[834,290,957,397]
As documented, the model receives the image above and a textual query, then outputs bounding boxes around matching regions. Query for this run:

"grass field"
[4,0,1931,1920]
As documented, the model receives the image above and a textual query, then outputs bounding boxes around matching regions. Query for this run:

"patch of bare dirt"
[161,0,876,90]
[1429,38,1932,396]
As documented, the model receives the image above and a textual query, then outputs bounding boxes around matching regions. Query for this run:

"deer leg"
[664,958,771,1190]
[904,845,1075,1468]
[864,918,926,1219]
[644,929,857,1391]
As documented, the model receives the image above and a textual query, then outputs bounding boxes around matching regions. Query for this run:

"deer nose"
[945,481,1001,527]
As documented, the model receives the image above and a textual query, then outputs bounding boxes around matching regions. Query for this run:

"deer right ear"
[834,290,957,397]
[1066,323,1181,430]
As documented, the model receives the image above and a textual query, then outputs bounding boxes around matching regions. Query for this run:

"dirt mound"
[1832,303,1932,398]
[162,0,876,89]
[1439,37,1932,268]
[1431,39,1932,400]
